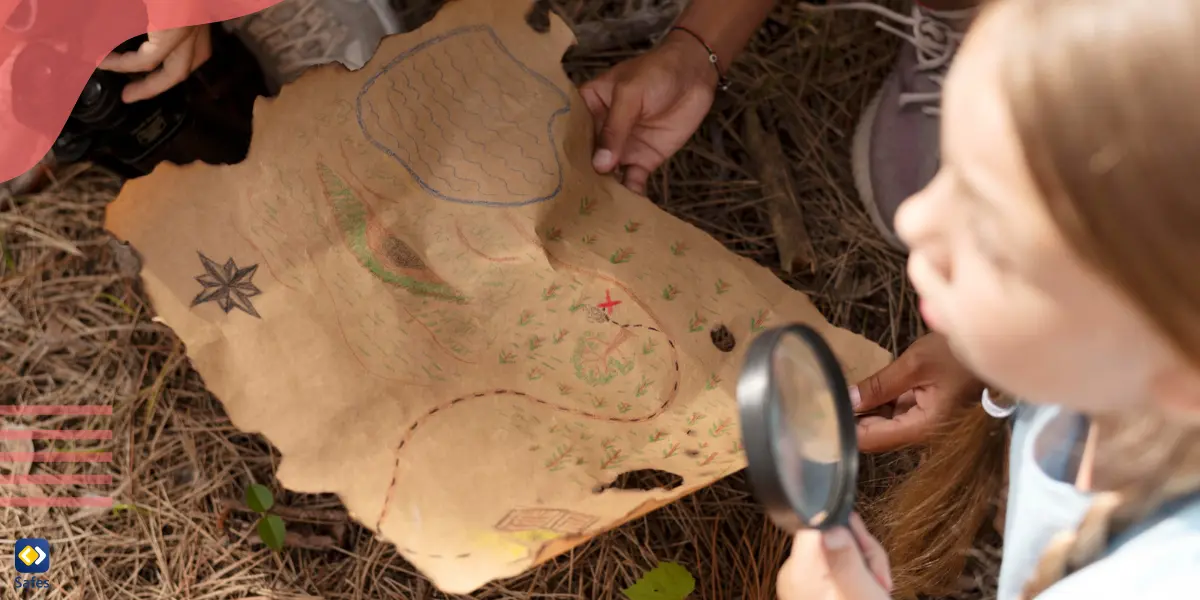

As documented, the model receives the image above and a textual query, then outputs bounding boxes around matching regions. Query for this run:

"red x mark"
[597,289,622,315]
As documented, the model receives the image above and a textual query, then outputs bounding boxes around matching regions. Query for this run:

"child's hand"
[777,513,892,600]
[852,332,985,453]
[579,30,718,194]
[98,25,213,103]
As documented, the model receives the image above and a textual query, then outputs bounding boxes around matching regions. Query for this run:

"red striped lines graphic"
[0,405,113,508]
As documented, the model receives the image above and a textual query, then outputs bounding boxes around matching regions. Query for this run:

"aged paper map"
[104,0,890,593]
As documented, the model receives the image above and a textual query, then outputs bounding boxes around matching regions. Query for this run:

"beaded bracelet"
[668,25,732,92]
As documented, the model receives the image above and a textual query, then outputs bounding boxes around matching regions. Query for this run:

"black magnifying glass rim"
[737,323,859,532]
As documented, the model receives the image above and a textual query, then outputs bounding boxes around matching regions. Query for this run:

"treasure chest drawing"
[495,507,599,535]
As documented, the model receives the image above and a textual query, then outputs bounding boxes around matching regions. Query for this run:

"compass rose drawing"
[190,252,263,318]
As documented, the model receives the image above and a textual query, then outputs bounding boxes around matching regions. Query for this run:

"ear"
[1151,359,1200,423]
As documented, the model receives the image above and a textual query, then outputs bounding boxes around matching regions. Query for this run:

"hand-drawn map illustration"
[103,0,890,594]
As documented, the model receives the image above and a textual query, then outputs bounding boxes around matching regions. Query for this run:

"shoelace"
[800,2,975,116]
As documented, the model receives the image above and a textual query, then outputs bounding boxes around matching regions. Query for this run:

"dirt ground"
[0,0,999,598]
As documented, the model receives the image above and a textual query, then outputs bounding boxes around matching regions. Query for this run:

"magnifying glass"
[737,323,859,533]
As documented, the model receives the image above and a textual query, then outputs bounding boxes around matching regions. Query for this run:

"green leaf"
[622,562,695,600]
[244,483,275,513]
[257,514,287,551]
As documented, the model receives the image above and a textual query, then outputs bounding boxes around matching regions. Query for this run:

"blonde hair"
[987,0,1200,596]
[879,1,1200,597]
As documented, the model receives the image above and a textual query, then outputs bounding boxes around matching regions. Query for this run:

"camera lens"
[78,79,104,110]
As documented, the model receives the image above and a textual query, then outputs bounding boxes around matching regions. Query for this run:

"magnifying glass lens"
[771,332,844,527]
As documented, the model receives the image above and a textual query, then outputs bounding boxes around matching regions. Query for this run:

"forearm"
[671,0,777,70]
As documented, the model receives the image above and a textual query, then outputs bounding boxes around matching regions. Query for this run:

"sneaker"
[802,2,976,252]
[221,0,402,94]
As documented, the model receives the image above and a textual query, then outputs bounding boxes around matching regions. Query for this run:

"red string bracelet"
[668,25,732,91]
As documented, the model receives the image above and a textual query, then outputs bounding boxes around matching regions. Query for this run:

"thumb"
[852,353,919,412]
[821,527,889,599]
[593,83,642,173]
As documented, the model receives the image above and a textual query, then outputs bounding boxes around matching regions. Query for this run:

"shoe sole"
[851,84,908,253]
[226,0,402,91]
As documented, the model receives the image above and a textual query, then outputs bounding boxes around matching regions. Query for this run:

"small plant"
[635,375,653,398]
[622,562,695,600]
[704,373,722,391]
[609,248,634,264]
[245,483,287,552]
[750,309,769,333]
[600,446,626,470]
[708,417,733,438]
[579,196,597,215]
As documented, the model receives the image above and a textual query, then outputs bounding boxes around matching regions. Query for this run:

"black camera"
[7,0,268,179]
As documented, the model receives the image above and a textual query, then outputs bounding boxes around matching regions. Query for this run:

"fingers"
[580,75,654,193]
[579,81,610,152]
[622,165,651,195]
[820,526,892,600]
[856,406,929,453]
[189,23,213,72]
[99,28,195,73]
[852,344,924,413]
[118,27,211,104]
[593,82,642,173]
[849,513,893,592]
[121,36,195,103]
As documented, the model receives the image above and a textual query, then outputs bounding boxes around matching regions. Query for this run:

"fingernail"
[849,386,861,409]
[823,527,852,550]
[593,149,613,171]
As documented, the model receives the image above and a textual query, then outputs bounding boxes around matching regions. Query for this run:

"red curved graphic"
[0,0,286,184]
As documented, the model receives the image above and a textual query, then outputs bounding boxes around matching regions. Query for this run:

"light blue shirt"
[997,403,1200,599]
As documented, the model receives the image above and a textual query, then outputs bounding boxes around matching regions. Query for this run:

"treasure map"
[104,0,890,593]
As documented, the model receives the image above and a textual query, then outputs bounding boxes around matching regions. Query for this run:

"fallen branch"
[744,107,815,274]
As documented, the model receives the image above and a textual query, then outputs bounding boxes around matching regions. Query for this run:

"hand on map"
[852,333,986,453]
[98,24,213,103]
[777,512,892,600]
[579,30,719,194]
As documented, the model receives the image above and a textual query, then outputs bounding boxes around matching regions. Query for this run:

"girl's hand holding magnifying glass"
[777,513,892,600]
